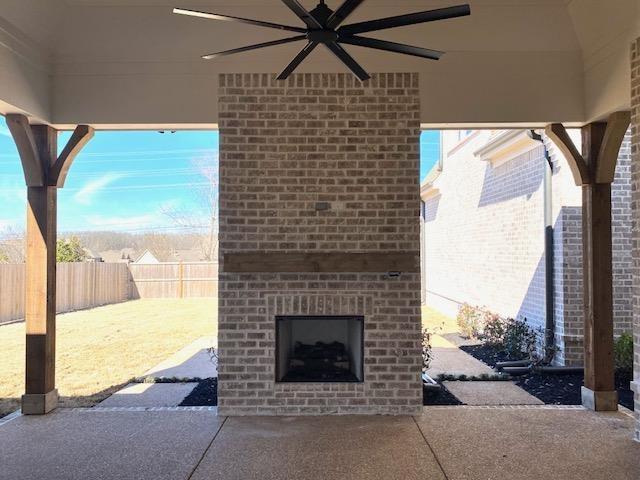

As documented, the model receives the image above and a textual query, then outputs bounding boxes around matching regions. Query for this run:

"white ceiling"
[0,0,637,127]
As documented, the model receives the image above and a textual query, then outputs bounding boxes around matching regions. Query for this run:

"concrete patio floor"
[0,407,638,480]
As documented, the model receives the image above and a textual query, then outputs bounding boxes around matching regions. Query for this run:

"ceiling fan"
[173,1,470,81]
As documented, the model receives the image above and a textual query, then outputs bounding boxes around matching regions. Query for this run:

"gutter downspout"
[528,130,556,364]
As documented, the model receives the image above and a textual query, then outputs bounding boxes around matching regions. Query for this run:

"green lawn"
[0,298,217,418]
[422,305,458,334]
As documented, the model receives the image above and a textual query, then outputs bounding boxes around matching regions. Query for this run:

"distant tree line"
[0,230,215,264]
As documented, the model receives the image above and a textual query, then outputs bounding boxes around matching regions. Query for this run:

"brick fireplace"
[217,72,422,415]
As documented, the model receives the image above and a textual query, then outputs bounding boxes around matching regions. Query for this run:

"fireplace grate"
[276,316,364,383]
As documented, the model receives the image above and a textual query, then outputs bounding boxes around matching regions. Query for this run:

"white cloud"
[73,173,126,205]
[83,213,164,229]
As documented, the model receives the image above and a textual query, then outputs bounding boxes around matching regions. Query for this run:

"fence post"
[178,262,184,298]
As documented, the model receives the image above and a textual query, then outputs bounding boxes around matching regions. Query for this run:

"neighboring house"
[169,249,212,263]
[133,250,160,264]
[99,248,138,263]
[420,129,633,366]
[83,249,103,263]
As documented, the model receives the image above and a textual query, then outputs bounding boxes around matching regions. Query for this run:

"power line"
[0,148,217,160]
[3,182,217,194]
[0,167,214,180]
[0,155,218,165]
[59,224,210,233]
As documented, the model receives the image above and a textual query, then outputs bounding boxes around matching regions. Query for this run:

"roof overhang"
[474,130,540,167]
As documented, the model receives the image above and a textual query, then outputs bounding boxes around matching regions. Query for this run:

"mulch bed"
[179,378,218,407]
[459,344,527,368]
[461,344,634,411]
[177,377,466,407]
[423,384,464,406]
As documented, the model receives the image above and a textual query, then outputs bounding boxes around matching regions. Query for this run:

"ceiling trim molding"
[0,19,52,74]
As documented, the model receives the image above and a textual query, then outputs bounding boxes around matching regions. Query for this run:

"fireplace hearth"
[276,316,364,383]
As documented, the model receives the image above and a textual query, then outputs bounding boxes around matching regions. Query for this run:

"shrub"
[456,303,482,339]
[480,310,505,345]
[502,317,538,359]
[422,327,437,373]
[56,237,87,263]
[614,332,633,373]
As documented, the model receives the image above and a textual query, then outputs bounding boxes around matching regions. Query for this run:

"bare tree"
[0,226,25,263]
[141,233,174,262]
[161,154,219,261]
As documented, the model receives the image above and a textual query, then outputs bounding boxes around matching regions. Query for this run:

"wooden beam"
[5,114,45,187]
[595,111,630,184]
[544,123,589,186]
[224,252,420,273]
[50,125,95,187]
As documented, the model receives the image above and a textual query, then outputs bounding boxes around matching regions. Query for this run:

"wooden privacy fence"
[128,262,218,299]
[0,262,129,324]
[0,261,218,324]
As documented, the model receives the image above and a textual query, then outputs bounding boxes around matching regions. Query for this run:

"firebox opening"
[276,316,364,383]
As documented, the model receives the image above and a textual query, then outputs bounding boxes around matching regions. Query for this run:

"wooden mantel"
[223,252,420,273]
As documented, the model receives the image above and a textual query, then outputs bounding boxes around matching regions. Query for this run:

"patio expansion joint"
[186,415,228,480]
[411,415,451,480]
[0,410,21,428]
[68,406,218,413]
[423,404,587,411]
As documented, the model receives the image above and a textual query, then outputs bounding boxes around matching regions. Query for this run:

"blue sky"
[420,130,440,182]
[0,123,218,234]
[0,121,438,233]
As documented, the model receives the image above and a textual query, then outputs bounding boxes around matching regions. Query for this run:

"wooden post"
[178,262,185,298]
[23,126,58,414]
[546,112,630,411]
[6,115,94,415]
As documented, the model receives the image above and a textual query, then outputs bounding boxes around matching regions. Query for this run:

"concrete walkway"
[0,407,638,479]
[426,333,545,406]
[98,382,199,408]
[426,334,495,377]
[144,336,217,380]
[96,336,217,408]
[443,381,543,405]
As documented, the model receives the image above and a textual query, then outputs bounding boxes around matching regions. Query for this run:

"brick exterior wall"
[422,134,546,326]
[552,132,634,365]
[630,38,640,442]
[217,73,422,415]
[421,129,633,366]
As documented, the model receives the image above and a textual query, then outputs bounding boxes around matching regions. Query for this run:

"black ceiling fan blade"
[339,4,471,35]
[327,0,365,29]
[277,42,319,79]
[339,35,443,60]
[202,35,306,59]
[324,42,370,81]
[280,0,323,29]
[173,8,306,33]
